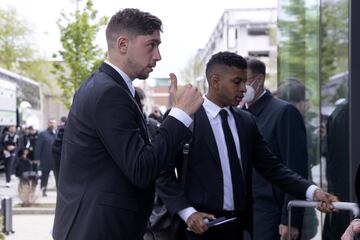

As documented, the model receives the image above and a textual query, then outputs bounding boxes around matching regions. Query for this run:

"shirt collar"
[104,60,135,97]
[203,95,231,119]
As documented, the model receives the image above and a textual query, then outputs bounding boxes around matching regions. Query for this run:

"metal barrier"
[1,196,14,235]
[287,200,359,240]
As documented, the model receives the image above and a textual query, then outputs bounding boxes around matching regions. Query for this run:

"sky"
[0,0,277,80]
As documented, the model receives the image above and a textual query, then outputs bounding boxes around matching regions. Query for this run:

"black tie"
[219,109,245,210]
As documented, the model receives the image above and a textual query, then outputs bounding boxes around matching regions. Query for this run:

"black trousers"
[40,170,50,189]
[4,156,14,183]
[184,210,245,240]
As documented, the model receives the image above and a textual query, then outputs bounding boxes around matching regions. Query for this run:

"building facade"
[197,8,278,90]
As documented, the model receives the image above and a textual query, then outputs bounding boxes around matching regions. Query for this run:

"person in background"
[59,116,67,126]
[157,51,337,240]
[277,78,320,239]
[242,58,308,240]
[149,105,164,123]
[324,99,350,239]
[135,86,160,140]
[26,126,38,161]
[52,116,67,185]
[1,125,20,187]
[16,149,39,190]
[35,118,57,197]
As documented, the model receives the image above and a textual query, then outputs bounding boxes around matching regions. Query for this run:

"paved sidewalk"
[5,215,54,240]
[1,172,57,240]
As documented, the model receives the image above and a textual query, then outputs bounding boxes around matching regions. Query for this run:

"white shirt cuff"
[168,107,193,128]
[178,207,197,222]
[306,184,319,200]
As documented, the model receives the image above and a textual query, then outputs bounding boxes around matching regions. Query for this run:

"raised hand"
[169,73,203,116]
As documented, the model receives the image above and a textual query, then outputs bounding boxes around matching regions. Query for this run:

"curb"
[13,208,55,215]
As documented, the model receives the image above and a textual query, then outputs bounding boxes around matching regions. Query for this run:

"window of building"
[247,25,269,35]
[248,51,270,57]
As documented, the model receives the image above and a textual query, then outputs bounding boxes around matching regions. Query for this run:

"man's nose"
[240,82,247,92]
[154,48,161,61]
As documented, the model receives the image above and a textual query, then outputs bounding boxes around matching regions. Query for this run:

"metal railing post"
[287,200,359,240]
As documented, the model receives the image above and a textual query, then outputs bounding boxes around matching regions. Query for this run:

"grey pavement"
[1,171,56,240]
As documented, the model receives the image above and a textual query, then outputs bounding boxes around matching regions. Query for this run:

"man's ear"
[211,74,220,89]
[116,36,128,54]
[259,74,267,88]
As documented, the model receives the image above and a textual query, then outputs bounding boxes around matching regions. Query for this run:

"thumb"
[169,73,178,94]
[201,213,215,220]
[169,73,178,106]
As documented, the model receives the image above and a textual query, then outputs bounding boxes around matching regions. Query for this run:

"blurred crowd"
[0,116,66,197]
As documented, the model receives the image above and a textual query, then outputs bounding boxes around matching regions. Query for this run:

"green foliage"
[278,0,349,100]
[0,6,49,83]
[53,0,108,108]
[0,7,33,70]
[278,0,320,110]
[180,54,205,92]
[321,0,349,85]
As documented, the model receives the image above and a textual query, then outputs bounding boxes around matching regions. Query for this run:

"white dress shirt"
[105,60,135,97]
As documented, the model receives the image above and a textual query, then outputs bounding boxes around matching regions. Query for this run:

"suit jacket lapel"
[195,106,222,168]
[99,62,130,94]
[231,108,248,175]
[99,62,149,142]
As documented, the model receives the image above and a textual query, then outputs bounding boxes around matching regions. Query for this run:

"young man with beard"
[53,8,203,240]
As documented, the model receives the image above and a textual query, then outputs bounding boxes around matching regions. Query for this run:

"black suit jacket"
[156,105,311,232]
[35,128,56,171]
[247,91,308,228]
[53,62,191,240]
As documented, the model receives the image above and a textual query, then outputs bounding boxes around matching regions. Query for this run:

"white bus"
[0,68,42,130]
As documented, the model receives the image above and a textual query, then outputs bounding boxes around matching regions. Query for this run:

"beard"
[126,57,150,80]
[137,71,150,80]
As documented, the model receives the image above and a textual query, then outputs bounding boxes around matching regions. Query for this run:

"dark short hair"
[205,52,247,79]
[246,58,266,76]
[277,78,306,103]
[134,86,146,100]
[60,116,67,123]
[106,8,162,47]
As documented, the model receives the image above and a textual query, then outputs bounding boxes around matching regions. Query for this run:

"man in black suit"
[52,8,203,240]
[242,58,308,239]
[35,118,57,197]
[156,52,337,240]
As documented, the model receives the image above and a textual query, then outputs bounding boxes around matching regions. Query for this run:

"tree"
[278,0,320,109]
[0,7,32,70]
[321,0,348,87]
[0,7,51,84]
[53,0,108,108]
[180,54,205,92]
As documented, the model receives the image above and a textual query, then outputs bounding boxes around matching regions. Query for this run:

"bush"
[18,180,38,207]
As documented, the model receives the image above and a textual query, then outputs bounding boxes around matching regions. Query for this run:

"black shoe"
[42,191,47,197]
